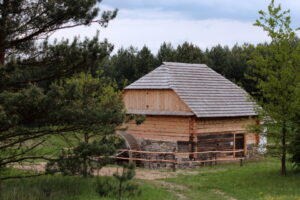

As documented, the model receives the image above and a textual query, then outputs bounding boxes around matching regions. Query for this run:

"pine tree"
[134,46,157,80]
[157,42,176,63]
[250,0,300,175]
[0,0,123,180]
[108,47,138,89]
[175,42,207,63]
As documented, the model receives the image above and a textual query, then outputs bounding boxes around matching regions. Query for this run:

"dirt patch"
[13,162,46,172]
[14,163,199,180]
[96,167,199,180]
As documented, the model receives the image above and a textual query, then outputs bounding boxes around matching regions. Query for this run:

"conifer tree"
[0,0,124,180]
[250,0,300,175]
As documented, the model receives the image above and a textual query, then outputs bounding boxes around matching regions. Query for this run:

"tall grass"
[1,176,95,200]
[0,175,176,200]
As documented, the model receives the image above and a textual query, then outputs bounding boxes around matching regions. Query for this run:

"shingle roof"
[125,62,257,118]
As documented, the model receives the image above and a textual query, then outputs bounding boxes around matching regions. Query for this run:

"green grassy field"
[167,159,300,200]
[1,158,299,200]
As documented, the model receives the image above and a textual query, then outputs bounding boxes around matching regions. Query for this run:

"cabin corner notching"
[121,62,259,166]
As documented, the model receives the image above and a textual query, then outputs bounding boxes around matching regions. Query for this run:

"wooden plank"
[123,89,192,112]
[117,149,244,155]
[124,115,190,141]
[105,156,245,164]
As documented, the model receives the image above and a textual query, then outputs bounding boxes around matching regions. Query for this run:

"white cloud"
[51,17,269,53]
[119,7,184,20]
[51,1,300,54]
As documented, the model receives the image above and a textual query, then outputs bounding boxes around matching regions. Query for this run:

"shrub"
[95,164,140,199]
[95,176,118,197]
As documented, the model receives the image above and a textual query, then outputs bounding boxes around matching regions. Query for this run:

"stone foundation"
[136,139,176,169]
[134,138,257,169]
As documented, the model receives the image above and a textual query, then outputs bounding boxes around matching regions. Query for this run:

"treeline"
[99,42,263,96]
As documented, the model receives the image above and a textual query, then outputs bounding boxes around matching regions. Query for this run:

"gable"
[123,89,193,116]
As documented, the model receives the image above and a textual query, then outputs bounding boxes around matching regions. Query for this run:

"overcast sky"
[52,0,300,53]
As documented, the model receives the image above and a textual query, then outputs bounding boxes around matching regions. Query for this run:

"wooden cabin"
[120,62,259,163]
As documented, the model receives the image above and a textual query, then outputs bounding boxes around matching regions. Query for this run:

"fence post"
[172,159,177,172]
[240,158,243,167]
[214,153,217,165]
[172,148,177,172]
[128,150,133,165]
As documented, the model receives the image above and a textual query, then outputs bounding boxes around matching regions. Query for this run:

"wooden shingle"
[125,62,257,118]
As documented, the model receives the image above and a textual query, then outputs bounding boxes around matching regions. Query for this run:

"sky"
[51,0,300,53]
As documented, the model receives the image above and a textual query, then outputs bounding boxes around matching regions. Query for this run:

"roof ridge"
[163,64,172,89]
[163,61,204,67]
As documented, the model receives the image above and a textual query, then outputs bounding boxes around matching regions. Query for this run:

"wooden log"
[117,149,244,155]
[106,156,245,164]
[113,156,177,163]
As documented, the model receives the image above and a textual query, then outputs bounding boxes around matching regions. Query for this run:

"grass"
[166,158,300,200]
[0,175,177,200]
[1,158,299,200]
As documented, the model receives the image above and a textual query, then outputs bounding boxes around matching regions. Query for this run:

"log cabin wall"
[123,89,192,112]
[196,117,256,135]
[196,117,258,156]
[124,116,190,142]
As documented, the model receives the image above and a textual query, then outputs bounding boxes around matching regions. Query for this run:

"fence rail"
[113,149,245,169]
[117,149,244,155]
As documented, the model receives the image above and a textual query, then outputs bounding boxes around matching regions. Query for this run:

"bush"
[95,165,140,199]
[95,176,140,199]
[95,176,118,197]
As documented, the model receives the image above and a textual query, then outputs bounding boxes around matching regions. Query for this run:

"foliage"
[113,163,138,200]
[46,135,124,178]
[289,133,300,169]
[96,167,140,199]
[134,46,158,80]
[157,42,176,63]
[249,0,300,175]
[43,73,126,177]
[105,46,158,89]
[0,0,121,180]
[174,42,208,64]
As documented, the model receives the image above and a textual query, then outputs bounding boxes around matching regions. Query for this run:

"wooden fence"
[111,149,245,171]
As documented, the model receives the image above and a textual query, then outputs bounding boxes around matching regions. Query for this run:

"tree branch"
[1,173,45,181]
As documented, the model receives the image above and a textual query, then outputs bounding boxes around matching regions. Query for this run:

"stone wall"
[133,138,257,169]
[136,138,176,169]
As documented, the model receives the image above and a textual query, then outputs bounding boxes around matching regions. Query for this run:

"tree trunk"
[83,133,89,178]
[83,157,88,178]
[0,49,4,65]
[0,178,2,195]
[281,124,287,176]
